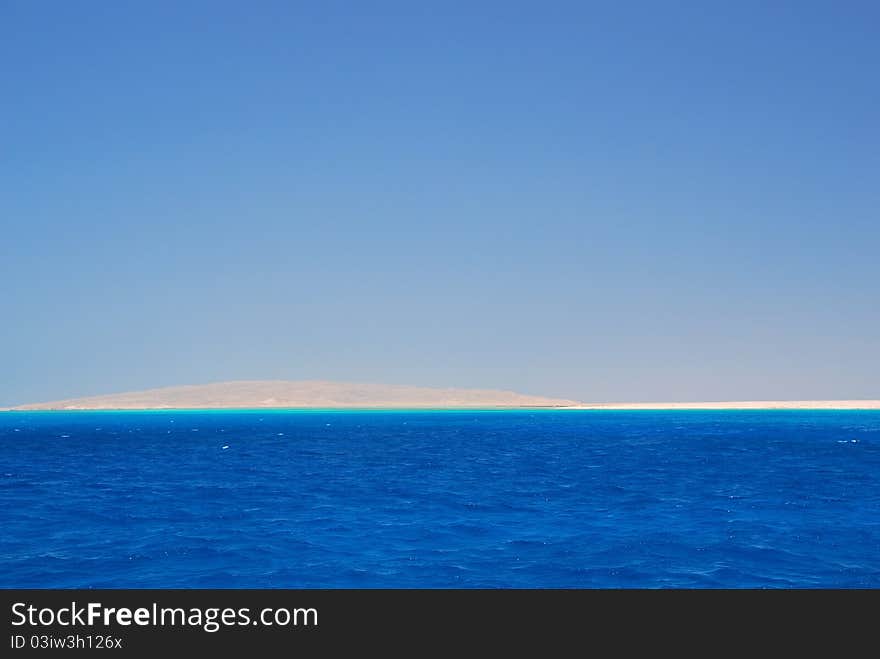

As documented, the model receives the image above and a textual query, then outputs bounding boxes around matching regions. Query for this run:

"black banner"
[2,589,875,653]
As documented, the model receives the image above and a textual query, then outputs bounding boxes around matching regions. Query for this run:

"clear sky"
[2,1,878,406]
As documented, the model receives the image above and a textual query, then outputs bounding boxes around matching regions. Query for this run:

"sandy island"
[4,380,879,411]
[6,380,579,410]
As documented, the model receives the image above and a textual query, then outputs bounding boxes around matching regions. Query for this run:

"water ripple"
[1,409,879,587]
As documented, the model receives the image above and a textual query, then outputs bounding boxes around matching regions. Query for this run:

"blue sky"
[2,1,878,405]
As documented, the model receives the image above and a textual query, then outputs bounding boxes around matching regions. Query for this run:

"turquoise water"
[1,409,879,587]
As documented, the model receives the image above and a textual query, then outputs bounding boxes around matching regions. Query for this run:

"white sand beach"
[564,400,880,410]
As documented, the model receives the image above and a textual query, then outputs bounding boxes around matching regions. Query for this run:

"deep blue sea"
[2,410,879,588]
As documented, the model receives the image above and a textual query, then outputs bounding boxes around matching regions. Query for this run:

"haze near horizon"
[2,2,878,407]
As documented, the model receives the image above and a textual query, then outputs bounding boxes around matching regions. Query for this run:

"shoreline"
[3,400,880,412]
[563,400,880,410]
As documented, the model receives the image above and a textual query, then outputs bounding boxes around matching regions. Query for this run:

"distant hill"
[11,380,582,410]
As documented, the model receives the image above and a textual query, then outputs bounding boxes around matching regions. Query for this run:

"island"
[7,380,581,410]
[4,381,879,411]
